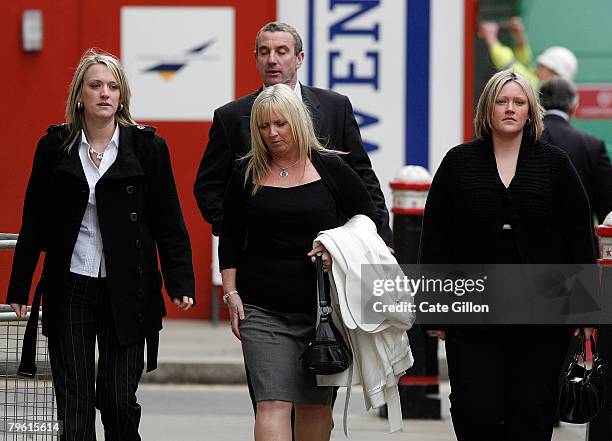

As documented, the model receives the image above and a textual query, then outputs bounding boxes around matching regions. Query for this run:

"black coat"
[193,84,393,246]
[6,124,195,348]
[542,114,612,223]
[419,137,596,265]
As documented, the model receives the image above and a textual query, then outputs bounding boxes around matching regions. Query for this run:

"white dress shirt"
[545,109,570,121]
[69,126,120,278]
[263,82,303,102]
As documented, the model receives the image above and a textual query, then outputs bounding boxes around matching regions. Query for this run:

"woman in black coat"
[6,48,195,441]
[419,70,596,440]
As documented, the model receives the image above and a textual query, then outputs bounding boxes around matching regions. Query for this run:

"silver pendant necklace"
[89,147,105,161]
[275,158,301,178]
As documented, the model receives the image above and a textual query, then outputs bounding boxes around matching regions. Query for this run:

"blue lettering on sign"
[354,109,379,153]
[328,0,380,41]
[329,51,379,90]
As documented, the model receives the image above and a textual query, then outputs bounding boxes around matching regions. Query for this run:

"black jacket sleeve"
[554,152,597,264]
[340,96,393,247]
[193,109,235,236]
[327,154,380,230]
[148,136,195,300]
[218,164,248,271]
[418,152,455,264]
[6,135,54,305]
[588,136,612,223]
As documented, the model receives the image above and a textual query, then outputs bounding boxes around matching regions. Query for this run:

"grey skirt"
[239,304,334,404]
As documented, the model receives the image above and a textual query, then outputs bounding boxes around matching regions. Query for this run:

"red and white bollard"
[589,214,612,439]
[387,166,441,419]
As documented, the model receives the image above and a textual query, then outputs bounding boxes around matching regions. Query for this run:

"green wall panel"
[519,0,612,154]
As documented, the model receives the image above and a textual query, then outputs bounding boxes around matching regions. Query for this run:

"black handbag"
[559,330,606,424]
[300,253,352,375]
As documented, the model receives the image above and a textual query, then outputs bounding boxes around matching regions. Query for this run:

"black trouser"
[445,326,571,441]
[48,272,145,441]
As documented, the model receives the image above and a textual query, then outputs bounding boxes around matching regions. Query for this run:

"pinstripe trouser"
[48,272,145,441]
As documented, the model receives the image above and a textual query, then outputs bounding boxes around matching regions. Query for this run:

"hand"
[507,16,526,44]
[427,330,446,340]
[478,21,500,46]
[307,244,332,273]
[173,296,194,311]
[573,327,595,340]
[227,294,245,340]
[10,303,28,318]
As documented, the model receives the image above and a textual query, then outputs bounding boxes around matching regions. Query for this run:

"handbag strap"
[315,253,331,312]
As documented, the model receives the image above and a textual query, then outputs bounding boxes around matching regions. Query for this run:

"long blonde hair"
[245,84,335,194]
[474,70,544,141]
[63,48,136,149]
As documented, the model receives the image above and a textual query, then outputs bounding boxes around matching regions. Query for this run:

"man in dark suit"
[540,77,612,224]
[540,77,612,440]
[193,21,392,246]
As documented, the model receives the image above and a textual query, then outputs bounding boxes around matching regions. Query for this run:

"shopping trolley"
[1,233,58,440]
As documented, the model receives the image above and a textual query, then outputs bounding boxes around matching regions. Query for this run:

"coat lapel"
[300,84,323,136]
[55,138,87,182]
[101,126,144,180]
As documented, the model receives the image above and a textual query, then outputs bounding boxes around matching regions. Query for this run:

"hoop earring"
[118,103,124,112]
[76,101,83,110]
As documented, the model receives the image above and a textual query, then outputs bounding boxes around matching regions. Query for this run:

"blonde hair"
[63,48,136,149]
[245,84,335,194]
[474,70,544,141]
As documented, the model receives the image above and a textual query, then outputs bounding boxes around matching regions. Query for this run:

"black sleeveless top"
[236,180,338,313]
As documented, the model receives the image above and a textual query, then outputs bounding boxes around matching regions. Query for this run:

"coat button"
[136,239,142,249]
[137,288,144,298]
[130,212,138,222]
[126,185,135,195]
[137,313,144,323]
[137,265,143,274]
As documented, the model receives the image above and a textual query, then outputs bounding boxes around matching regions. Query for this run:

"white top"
[69,125,120,278]
[545,109,570,121]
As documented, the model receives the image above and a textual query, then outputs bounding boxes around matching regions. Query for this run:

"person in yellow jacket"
[479,16,578,87]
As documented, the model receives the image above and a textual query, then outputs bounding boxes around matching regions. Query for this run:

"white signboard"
[121,7,234,121]
[278,0,407,208]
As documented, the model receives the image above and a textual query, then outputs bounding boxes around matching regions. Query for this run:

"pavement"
[136,319,588,440]
[144,319,446,384]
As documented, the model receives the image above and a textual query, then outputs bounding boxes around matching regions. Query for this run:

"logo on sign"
[142,40,216,81]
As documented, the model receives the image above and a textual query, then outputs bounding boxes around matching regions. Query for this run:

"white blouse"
[69,126,119,278]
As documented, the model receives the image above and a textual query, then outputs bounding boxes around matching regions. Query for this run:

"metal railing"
[0,234,58,439]
[0,234,17,251]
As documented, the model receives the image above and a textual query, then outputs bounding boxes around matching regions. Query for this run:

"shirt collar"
[81,124,120,149]
[262,82,303,102]
[545,109,570,121]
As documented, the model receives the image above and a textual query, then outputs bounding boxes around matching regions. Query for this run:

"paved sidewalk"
[142,319,246,383]
[143,318,448,384]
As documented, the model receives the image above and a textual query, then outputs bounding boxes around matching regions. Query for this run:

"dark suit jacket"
[193,84,393,246]
[542,113,612,223]
[6,124,195,349]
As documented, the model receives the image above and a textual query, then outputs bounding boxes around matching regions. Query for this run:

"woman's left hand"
[573,327,595,340]
[308,244,332,272]
[173,296,194,311]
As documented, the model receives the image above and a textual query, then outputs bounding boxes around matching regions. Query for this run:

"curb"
[141,359,447,385]
[142,362,246,384]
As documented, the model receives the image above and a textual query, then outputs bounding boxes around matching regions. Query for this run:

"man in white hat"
[479,17,578,87]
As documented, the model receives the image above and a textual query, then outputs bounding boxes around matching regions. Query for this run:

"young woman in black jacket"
[420,70,596,440]
[6,48,195,441]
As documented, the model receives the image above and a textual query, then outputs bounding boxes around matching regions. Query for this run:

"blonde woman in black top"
[220,84,380,441]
